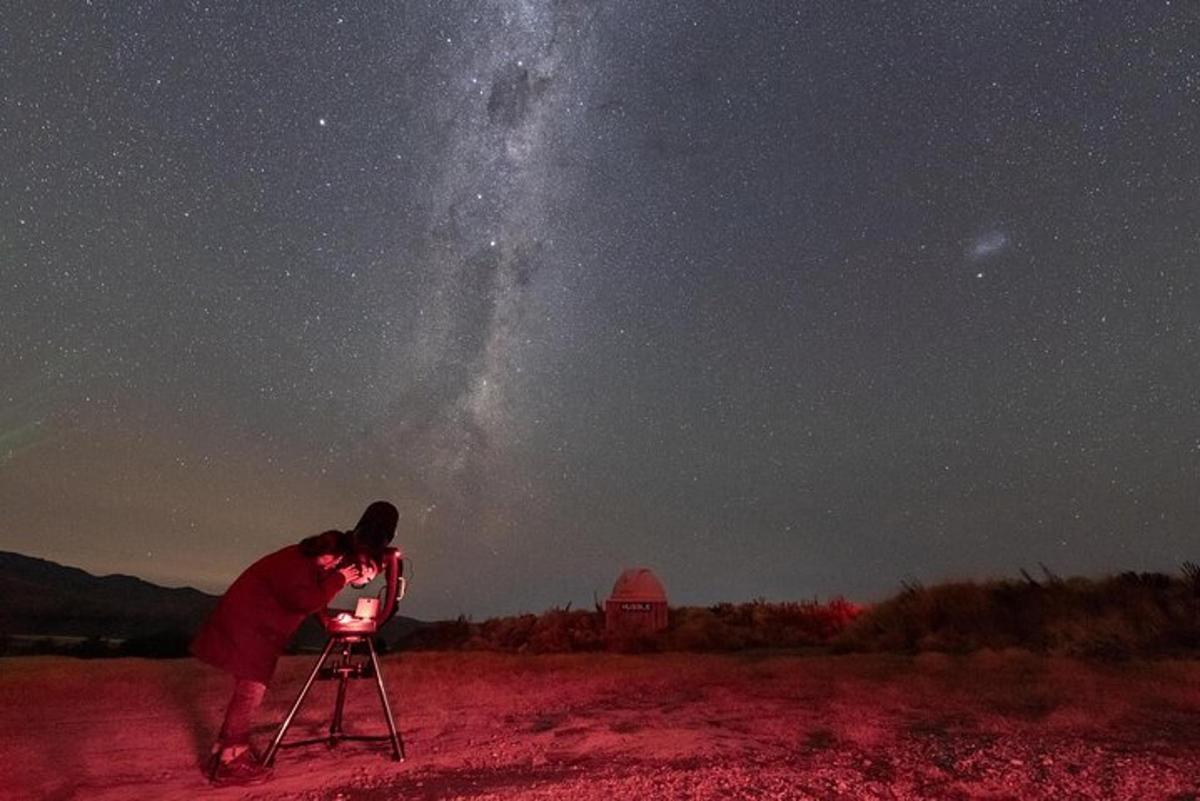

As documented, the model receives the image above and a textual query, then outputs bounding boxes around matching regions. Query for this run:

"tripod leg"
[329,669,349,743]
[264,637,337,766]
[366,638,405,760]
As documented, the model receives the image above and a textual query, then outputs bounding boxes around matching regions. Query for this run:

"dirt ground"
[1,649,1198,800]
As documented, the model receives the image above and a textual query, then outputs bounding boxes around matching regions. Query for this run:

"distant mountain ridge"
[0,550,218,640]
[0,550,423,651]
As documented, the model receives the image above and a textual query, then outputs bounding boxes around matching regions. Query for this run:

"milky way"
[1,3,1197,617]
[376,2,602,530]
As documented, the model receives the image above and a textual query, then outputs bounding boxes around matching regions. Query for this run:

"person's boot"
[210,747,272,787]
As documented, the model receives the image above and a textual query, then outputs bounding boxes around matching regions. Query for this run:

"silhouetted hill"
[0,550,218,641]
[0,550,425,655]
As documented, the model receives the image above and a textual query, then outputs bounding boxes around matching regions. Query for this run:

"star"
[1,0,1195,619]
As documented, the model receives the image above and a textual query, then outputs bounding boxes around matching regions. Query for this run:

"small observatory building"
[605,567,669,637]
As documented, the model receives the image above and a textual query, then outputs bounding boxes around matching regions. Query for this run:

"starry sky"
[1,2,1198,619]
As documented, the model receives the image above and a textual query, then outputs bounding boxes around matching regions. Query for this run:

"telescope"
[325,548,407,630]
[264,546,407,764]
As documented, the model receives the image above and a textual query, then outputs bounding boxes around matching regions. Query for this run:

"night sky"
[2,2,1198,619]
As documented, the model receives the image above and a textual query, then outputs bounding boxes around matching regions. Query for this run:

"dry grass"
[840,571,1200,657]
[398,570,1200,660]
[403,598,861,653]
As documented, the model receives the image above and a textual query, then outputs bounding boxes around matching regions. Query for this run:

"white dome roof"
[609,568,667,603]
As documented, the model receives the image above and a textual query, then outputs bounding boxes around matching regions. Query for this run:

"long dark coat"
[191,545,347,683]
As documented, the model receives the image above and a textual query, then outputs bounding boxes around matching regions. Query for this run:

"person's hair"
[298,529,354,559]
[352,501,398,561]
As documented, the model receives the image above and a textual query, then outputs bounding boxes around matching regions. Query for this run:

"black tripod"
[263,548,407,765]
[262,633,403,764]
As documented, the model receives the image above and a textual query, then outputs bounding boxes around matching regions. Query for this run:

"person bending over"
[191,501,399,785]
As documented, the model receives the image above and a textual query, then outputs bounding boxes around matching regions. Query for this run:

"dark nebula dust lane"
[1,2,1197,617]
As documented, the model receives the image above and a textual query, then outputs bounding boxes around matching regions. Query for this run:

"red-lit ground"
[1,650,1198,800]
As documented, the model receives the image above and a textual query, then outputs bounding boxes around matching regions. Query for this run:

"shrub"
[403,597,862,654]
[395,568,1200,658]
[838,569,1200,657]
[118,629,193,658]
